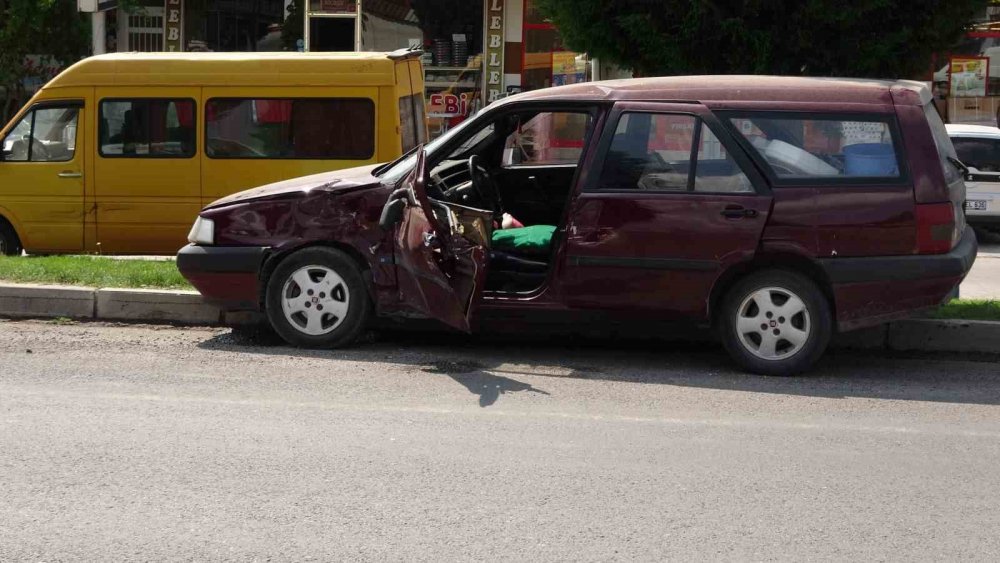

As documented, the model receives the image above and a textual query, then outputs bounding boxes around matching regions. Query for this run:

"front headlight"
[187,216,215,245]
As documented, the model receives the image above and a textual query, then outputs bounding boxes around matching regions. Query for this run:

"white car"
[947,123,1000,232]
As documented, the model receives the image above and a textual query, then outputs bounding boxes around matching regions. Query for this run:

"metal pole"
[354,0,362,51]
[303,0,310,52]
[92,11,107,55]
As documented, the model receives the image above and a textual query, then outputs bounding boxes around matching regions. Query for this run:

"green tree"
[533,0,990,78]
[0,0,90,123]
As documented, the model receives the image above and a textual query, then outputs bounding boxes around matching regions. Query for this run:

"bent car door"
[391,150,491,332]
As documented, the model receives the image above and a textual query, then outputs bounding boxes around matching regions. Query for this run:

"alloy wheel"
[735,286,812,361]
[280,265,351,336]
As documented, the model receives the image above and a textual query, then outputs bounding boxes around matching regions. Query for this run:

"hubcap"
[735,286,811,361]
[280,266,350,336]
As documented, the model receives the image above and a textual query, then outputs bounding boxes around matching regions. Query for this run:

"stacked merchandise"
[452,38,469,68]
[433,39,452,67]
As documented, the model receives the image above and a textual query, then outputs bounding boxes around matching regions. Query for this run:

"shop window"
[503,112,591,166]
[99,99,196,158]
[522,0,589,92]
[729,114,901,179]
[360,1,484,138]
[2,106,79,163]
[205,98,375,159]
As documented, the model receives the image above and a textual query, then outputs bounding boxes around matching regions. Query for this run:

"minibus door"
[0,97,87,252]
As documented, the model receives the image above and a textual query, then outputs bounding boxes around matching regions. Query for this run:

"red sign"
[315,0,356,13]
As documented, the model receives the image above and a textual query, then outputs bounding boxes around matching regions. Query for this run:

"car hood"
[205,164,384,209]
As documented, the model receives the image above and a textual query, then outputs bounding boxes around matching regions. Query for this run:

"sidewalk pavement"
[961,242,1000,300]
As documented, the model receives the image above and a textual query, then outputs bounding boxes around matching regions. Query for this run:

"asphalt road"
[2,321,1000,561]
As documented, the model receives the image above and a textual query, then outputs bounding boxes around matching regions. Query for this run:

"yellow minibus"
[0,50,426,255]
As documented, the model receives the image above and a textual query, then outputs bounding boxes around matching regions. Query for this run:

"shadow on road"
[196,322,1000,408]
[423,360,550,407]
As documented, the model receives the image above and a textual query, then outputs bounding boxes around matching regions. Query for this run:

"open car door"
[388,150,491,332]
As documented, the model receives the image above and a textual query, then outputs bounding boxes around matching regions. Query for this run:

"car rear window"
[728,114,900,180]
[924,103,962,185]
[952,137,1000,172]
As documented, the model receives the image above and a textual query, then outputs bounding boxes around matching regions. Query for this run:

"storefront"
[303,0,598,136]
[89,0,609,138]
[930,0,1000,124]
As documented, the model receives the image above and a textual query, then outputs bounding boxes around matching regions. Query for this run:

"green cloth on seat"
[491,225,557,256]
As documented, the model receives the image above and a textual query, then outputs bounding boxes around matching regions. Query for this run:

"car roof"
[44,51,410,89]
[946,123,1000,138]
[497,75,930,107]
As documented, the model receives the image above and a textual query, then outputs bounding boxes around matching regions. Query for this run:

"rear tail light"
[915,202,956,255]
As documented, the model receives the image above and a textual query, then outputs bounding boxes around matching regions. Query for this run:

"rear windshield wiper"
[947,156,969,176]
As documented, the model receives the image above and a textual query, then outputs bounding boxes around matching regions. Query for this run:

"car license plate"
[965,200,989,211]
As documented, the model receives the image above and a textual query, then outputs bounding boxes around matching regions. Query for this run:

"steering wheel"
[29,138,51,161]
[468,155,504,221]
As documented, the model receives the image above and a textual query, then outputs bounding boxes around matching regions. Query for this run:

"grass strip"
[927,299,1000,322]
[0,255,192,290]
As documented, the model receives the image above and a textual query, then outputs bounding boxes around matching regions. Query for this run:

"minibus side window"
[205,98,375,160]
[2,107,79,163]
[99,99,196,158]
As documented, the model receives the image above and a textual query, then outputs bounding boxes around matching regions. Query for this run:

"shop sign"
[164,0,184,52]
[430,93,473,118]
[484,0,505,104]
[552,51,586,86]
[950,56,989,97]
[312,0,356,14]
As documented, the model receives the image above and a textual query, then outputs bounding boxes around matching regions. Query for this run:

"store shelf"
[426,81,479,88]
[424,66,481,72]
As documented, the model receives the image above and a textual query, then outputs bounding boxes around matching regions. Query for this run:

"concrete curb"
[0,284,95,319]
[832,319,1000,355]
[0,283,998,355]
[0,282,252,326]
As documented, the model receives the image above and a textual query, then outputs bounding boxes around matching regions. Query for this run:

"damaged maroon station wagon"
[178,76,977,376]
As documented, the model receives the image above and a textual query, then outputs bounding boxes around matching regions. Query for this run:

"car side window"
[2,107,79,163]
[502,112,591,167]
[729,114,901,180]
[952,137,1000,172]
[596,112,752,193]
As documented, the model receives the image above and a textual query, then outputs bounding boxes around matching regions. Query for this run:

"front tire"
[265,247,371,348]
[719,270,832,376]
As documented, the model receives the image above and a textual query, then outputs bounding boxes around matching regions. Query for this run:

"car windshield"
[378,105,498,183]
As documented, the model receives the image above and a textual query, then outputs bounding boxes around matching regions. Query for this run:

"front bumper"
[177,244,268,311]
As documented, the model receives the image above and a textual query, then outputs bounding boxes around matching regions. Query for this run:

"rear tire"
[0,221,22,256]
[265,247,371,349]
[719,270,832,376]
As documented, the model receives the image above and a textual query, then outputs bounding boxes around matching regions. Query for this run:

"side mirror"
[378,190,409,233]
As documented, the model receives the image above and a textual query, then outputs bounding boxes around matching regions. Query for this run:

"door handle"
[721,205,758,219]
[57,171,82,178]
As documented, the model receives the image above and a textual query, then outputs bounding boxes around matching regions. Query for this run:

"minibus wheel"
[264,247,372,349]
[0,221,22,256]
[718,270,832,376]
